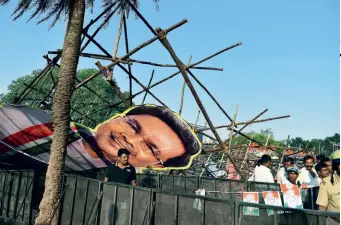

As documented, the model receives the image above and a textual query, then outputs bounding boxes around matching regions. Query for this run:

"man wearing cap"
[316,150,340,213]
[284,167,301,186]
[276,157,295,184]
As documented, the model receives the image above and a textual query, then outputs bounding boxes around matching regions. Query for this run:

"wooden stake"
[141,70,155,104]
[179,55,192,115]
[95,61,130,108]
[75,19,188,89]
[154,27,245,179]
[225,105,239,170]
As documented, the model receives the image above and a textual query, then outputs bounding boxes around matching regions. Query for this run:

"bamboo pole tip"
[237,42,242,45]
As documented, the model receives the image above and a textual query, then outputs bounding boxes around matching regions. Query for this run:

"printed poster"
[243,192,260,216]
[262,191,284,216]
[0,104,202,171]
[280,184,303,209]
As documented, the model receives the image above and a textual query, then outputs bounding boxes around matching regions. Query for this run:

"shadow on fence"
[0,170,35,225]
[58,174,339,225]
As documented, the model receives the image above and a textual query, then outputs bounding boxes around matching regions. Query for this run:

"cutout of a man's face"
[93,114,186,167]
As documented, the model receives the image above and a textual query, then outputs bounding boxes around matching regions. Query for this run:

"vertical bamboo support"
[154,27,245,179]
[95,61,130,108]
[225,105,239,172]
[179,55,192,115]
[141,70,155,104]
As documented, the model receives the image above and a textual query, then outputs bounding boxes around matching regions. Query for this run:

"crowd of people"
[248,150,340,213]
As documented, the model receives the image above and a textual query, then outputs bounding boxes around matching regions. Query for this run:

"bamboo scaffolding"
[76,42,244,119]
[74,19,188,90]
[72,52,223,71]
[123,14,133,106]
[179,56,192,115]
[198,115,291,132]
[141,70,154,104]
[95,61,130,108]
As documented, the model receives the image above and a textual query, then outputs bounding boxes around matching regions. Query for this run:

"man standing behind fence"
[298,155,320,187]
[276,157,294,183]
[104,149,137,186]
[316,150,340,212]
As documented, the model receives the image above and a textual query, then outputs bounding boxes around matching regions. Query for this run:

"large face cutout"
[0,104,201,171]
[95,115,186,167]
[86,105,201,170]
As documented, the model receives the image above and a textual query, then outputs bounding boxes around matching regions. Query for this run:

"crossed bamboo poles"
[14,1,291,180]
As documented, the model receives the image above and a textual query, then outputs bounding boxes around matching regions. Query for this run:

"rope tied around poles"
[155,27,167,40]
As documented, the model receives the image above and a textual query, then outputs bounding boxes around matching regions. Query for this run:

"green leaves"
[0,67,130,128]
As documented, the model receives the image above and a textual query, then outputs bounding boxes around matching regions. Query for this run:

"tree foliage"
[225,128,340,156]
[0,0,160,28]
[0,68,130,128]
[226,128,285,149]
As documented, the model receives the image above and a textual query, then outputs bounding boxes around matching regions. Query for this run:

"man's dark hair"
[303,155,314,163]
[257,154,271,166]
[321,157,331,163]
[315,163,327,172]
[316,154,325,161]
[118,149,130,157]
[127,105,201,167]
[283,157,294,164]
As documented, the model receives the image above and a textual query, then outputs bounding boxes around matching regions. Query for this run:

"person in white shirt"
[248,154,274,183]
[276,157,294,183]
[298,155,320,187]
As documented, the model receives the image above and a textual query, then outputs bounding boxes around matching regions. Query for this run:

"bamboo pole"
[42,55,113,106]
[225,105,239,170]
[80,4,120,53]
[75,52,223,71]
[187,68,235,123]
[117,63,168,108]
[141,70,154,104]
[95,61,130,108]
[74,19,188,89]
[226,108,268,142]
[179,56,192,115]
[198,115,291,131]
[112,14,124,59]
[123,14,133,106]
[241,133,255,170]
[108,13,124,82]
[79,42,244,118]
[154,27,245,179]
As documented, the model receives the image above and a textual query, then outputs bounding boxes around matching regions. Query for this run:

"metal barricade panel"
[15,171,27,222]
[138,174,158,189]
[83,179,100,224]
[205,199,233,225]
[173,176,186,194]
[115,186,132,225]
[199,178,215,194]
[99,184,117,225]
[60,176,77,225]
[235,202,340,225]
[154,192,176,225]
[9,171,20,218]
[132,189,151,225]
[160,175,175,192]
[2,171,12,217]
[24,171,34,223]
[184,177,199,194]
[0,171,6,216]
[177,195,201,225]
[72,178,88,225]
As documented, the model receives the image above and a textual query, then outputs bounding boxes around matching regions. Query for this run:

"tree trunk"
[35,0,85,224]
